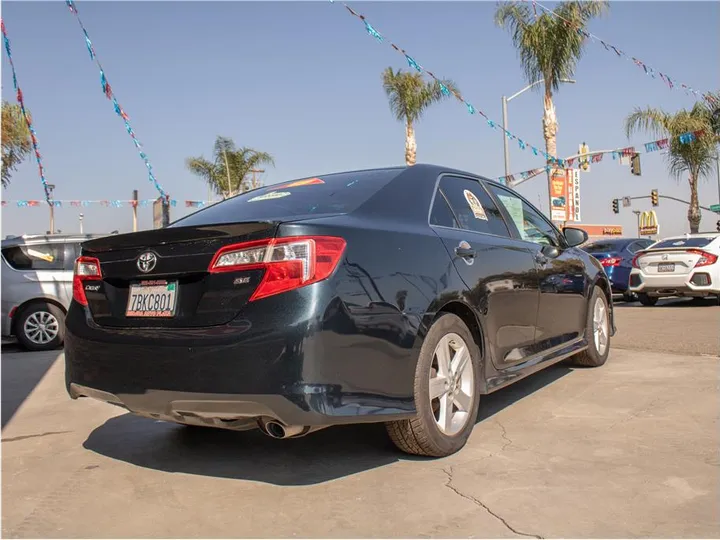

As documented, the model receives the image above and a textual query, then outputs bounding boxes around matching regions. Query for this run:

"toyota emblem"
[137,252,157,273]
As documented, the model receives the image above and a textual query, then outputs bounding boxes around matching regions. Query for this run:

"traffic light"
[651,189,659,207]
[716,219,720,232]
[630,153,641,176]
[612,198,619,214]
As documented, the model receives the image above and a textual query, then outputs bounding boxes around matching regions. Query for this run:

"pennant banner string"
[499,129,706,184]
[531,0,717,106]
[64,0,166,199]
[1,20,53,205]
[0,199,195,208]
[333,1,567,168]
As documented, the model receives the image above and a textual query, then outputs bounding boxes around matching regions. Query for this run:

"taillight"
[688,249,718,267]
[631,252,644,269]
[73,256,102,306]
[600,257,622,267]
[208,236,346,301]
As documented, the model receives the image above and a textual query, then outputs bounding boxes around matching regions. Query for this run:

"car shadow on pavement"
[82,363,571,486]
[1,345,60,429]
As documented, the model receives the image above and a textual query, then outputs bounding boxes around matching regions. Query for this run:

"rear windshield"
[170,169,402,227]
[650,237,716,249]
[583,241,623,252]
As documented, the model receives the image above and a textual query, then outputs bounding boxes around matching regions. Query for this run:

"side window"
[429,191,458,228]
[487,184,562,247]
[63,243,81,270]
[433,176,511,237]
[1,243,65,271]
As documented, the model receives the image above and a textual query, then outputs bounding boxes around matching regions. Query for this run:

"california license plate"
[126,280,177,317]
[657,263,675,273]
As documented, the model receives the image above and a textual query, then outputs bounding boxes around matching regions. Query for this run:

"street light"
[501,79,576,177]
[79,213,84,234]
[47,184,56,234]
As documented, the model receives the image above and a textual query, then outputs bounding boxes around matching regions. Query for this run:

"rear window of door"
[170,169,402,227]
[430,176,510,237]
[1,243,65,271]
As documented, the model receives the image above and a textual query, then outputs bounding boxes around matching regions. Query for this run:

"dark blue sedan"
[583,237,655,300]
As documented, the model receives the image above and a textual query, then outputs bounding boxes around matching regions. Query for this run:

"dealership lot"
[2,298,718,538]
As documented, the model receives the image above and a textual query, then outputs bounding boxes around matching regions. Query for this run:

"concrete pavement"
[2,341,718,538]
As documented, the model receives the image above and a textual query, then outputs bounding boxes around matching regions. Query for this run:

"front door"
[484,183,588,351]
[428,174,540,368]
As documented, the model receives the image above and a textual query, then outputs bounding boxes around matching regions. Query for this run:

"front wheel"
[15,301,65,351]
[571,286,611,368]
[385,313,482,457]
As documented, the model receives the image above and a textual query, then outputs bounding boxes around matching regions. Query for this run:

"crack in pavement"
[495,420,513,451]
[2,431,72,443]
[443,467,543,539]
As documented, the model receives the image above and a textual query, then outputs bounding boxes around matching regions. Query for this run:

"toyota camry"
[65,164,615,457]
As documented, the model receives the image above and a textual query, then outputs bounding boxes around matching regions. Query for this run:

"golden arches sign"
[639,210,659,235]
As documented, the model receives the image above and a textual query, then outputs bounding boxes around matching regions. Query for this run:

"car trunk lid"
[81,222,278,328]
[635,248,704,276]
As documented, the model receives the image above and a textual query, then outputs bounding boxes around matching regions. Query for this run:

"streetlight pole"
[501,78,575,180]
[79,213,84,234]
[632,210,641,237]
[47,184,56,234]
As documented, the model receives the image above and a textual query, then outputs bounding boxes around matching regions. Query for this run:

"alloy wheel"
[593,298,609,356]
[429,332,474,436]
[23,311,60,345]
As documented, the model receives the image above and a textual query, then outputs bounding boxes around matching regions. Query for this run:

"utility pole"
[501,96,510,178]
[250,168,265,190]
[47,184,56,234]
[132,190,139,232]
[632,210,641,237]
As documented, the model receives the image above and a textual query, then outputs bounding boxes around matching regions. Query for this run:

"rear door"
[1,242,69,307]
[428,174,540,368]
[485,183,588,351]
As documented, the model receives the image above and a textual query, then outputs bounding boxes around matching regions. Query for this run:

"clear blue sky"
[2,1,718,237]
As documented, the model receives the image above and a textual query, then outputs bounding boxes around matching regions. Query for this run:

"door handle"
[455,246,476,258]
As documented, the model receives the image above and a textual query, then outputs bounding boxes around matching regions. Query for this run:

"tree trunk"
[543,88,559,221]
[688,170,701,233]
[405,121,417,166]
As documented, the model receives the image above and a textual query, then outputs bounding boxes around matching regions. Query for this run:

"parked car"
[65,164,616,457]
[1,234,109,350]
[628,232,720,305]
[582,237,655,302]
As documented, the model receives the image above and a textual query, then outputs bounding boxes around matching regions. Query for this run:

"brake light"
[208,236,347,301]
[600,257,622,267]
[688,249,718,267]
[72,256,102,306]
[631,252,644,269]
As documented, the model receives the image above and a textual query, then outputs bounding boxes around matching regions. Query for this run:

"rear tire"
[14,301,65,352]
[638,293,657,306]
[385,313,481,457]
[571,286,611,368]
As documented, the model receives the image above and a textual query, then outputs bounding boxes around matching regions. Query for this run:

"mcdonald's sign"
[639,210,659,236]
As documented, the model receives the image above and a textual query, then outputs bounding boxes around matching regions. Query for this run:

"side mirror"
[563,227,588,248]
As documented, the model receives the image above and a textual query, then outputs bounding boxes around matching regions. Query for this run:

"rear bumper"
[63,297,418,429]
[628,270,720,296]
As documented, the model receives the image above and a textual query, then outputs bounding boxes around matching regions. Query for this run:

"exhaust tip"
[264,421,286,439]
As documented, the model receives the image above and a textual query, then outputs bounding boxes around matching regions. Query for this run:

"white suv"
[628,232,720,306]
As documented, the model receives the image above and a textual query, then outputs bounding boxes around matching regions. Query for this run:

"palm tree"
[625,103,718,233]
[2,100,32,188]
[186,136,275,199]
[495,0,608,211]
[382,67,458,166]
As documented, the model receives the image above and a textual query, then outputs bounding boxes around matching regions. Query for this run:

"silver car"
[1,234,108,351]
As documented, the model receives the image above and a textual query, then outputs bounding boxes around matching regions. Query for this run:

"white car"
[628,232,720,306]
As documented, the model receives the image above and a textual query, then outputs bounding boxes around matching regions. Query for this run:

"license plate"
[126,280,177,317]
[657,263,675,273]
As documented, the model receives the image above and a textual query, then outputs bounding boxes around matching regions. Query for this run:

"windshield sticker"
[247,191,291,203]
[463,190,488,221]
[277,178,325,189]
